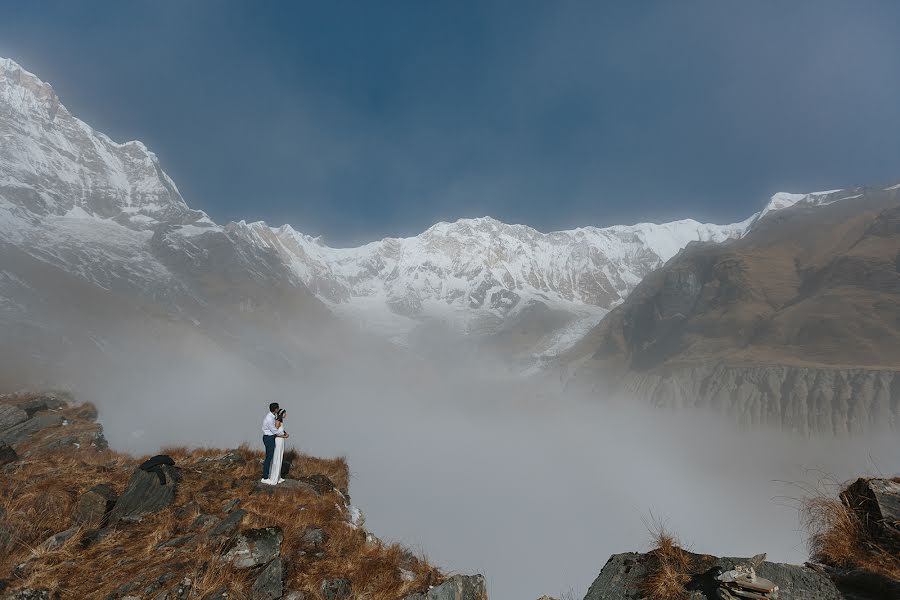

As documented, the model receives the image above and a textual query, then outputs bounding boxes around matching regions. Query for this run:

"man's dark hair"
[269,402,279,412]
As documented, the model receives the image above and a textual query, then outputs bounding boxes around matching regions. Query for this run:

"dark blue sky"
[2,1,900,245]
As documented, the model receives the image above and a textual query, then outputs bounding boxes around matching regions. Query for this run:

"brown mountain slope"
[562,186,900,433]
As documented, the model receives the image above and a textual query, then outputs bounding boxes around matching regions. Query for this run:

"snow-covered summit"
[0,57,204,229]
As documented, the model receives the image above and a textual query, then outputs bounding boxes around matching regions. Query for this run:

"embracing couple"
[261,402,289,485]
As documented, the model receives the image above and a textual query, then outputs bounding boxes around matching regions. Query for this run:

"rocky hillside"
[0,392,486,600]
[562,186,900,433]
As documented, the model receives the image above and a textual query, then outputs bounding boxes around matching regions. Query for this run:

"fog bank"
[37,336,892,600]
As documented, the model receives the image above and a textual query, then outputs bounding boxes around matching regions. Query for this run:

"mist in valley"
[25,323,900,600]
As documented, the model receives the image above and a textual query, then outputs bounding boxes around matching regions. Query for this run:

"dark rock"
[320,578,351,600]
[221,498,241,513]
[91,430,109,450]
[297,525,328,560]
[0,443,17,467]
[0,414,64,445]
[73,483,117,527]
[40,526,79,551]
[0,405,28,433]
[15,394,68,416]
[841,477,900,545]
[209,508,246,537]
[414,575,487,600]
[190,514,221,532]
[108,464,179,525]
[812,563,900,599]
[583,551,844,600]
[223,527,283,568]
[252,558,285,600]
[300,526,328,550]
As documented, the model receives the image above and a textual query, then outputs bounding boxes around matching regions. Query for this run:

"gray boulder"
[0,404,27,433]
[73,483,117,527]
[282,593,306,600]
[252,558,285,600]
[320,578,351,600]
[13,394,68,416]
[0,442,17,467]
[39,526,80,551]
[0,414,64,446]
[402,575,487,600]
[841,477,900,545]
[107,464,179,525]
[223,527,283,568]
[583,551,845,600]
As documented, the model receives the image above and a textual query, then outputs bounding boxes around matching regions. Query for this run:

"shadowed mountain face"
[564,187,900,433]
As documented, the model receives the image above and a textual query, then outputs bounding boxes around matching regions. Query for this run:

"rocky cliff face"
[584,364,898,436]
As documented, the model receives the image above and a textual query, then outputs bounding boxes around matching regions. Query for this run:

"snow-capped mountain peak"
[0,57,201,229]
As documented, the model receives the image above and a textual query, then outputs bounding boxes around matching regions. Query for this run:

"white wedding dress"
[261,426,286,485]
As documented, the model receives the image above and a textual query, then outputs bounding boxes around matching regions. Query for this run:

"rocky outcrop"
[841,478,900,547]
[73,483,118,528]
[603,364,900,435]
[584,552,844,600]
[107,464,179,525]
[252,558,285,600]
[223,527,284,569]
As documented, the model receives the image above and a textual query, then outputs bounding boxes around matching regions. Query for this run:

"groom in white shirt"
[262,402,288,480]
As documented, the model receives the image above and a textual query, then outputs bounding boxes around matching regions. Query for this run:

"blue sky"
[2,1,900,245]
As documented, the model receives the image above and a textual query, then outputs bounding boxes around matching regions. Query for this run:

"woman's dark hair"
[276,408,287,421]
[269,402,279,412]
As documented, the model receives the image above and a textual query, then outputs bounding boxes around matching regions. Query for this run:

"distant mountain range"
[2,56,898,431]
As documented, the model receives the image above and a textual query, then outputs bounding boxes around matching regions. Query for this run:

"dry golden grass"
[0,396,443,599]
[639,521,694,600]
[803,478,900,582]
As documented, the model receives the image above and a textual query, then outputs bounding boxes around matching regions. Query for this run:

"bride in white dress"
[262,409,287,485]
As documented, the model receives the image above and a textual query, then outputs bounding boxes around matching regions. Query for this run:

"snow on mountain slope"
[235,215,752,350]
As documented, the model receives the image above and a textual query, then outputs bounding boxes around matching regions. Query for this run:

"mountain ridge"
[0,55,891,370]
